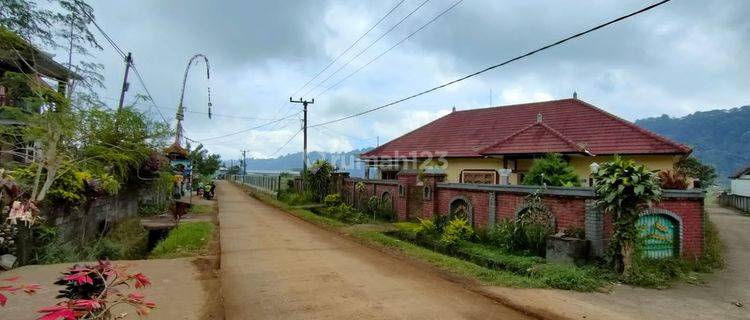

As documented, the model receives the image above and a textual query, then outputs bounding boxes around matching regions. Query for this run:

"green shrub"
[326,203,365,224]
[324,193,343,207]
[530,264,605,291]
[485,219,516,251]
[413,218,437,238]
[522,153,581,187]
[441,217,474,247]
[516,223,549,257]
[139,202,167,216]
[85,239,122,260]
[280,191,313,205]
[35,240,79,264]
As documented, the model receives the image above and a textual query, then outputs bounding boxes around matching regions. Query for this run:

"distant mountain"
[226,148,374,178]
[636,106,750,185]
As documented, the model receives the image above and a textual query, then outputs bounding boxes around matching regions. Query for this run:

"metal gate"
[637,214,678,258]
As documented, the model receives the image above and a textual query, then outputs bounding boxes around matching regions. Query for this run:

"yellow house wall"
[416,154,681,185]
[421,158,502,183]
[569,155,680,185]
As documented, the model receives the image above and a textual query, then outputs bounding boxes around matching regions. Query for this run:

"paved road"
[217,181,532,320]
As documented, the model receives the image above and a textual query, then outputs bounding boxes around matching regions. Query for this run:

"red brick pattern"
[340,176,704,257]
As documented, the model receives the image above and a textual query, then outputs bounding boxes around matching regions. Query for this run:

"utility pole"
[290,97,314,172]
[241,150,249,176]
[117,52,133,111]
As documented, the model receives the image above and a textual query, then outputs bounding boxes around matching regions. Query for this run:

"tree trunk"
[621,241,635,277]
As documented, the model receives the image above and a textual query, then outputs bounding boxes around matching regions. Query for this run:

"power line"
[315,0,464,98]
[301,0,432,97]
[81,9,126,59]
[130,64,170,126]
[310,0,672,128]
[291,0,407,97]
[270,129,303,157]
[81,7,172,127]
[156,105,284,121]
[196,111,301,141]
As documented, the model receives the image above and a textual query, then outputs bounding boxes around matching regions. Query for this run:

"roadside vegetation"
[234,155,724,292]
[150,222,216,258]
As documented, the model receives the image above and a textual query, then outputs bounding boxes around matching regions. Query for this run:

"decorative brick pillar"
[395,171,418,221]
[585,199,604,257]
[420,172,446,219]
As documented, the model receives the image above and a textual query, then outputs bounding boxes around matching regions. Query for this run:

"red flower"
[37,305,76,320]
[127,292,145,302]
[72,299,103,311]
[64,271,93,285]
[0,293,7,307]
[132,273,151,288]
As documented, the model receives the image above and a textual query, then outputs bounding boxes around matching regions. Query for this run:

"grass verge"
[190,203,214,215]
[150,222,216,258]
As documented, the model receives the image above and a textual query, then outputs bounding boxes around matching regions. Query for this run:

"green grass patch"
[189,204,214,215]
[238,185,345,230]
[354,231,545,288]
[150,222,215,258]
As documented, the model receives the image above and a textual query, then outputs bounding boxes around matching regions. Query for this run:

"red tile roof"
[361,99,691,159]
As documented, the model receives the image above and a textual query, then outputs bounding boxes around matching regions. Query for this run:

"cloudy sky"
[80,0,749,161]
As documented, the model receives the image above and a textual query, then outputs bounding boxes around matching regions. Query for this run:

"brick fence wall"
[338,170,705,258]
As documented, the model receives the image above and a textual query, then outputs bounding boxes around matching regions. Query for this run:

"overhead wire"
[270,129,303,157]
[310,0,673,128]
[196,111,302,142]
[314,0,464,98]
[290,0,407,97]
[81,7,173,127]
[300,0,432,98]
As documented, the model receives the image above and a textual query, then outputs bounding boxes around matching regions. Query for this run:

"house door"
[637,214,679,258]
[406,186,423,220]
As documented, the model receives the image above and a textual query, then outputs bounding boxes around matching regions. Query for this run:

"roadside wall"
[339,171,705,258]
[44,183,168,243]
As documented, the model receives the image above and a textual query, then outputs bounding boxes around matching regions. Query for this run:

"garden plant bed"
[385,225,612,292]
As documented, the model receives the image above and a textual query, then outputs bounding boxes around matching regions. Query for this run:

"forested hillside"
[636,105,750,185]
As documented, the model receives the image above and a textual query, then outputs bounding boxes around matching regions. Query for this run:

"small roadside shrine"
[164,142,191,199]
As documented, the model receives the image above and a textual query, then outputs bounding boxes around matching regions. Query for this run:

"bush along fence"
[718,193,750,214]
[334,170,705,260]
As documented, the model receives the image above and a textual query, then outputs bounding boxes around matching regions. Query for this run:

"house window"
[461,170,497,184]
[382,170,398,180]
[398,184,405,197]
[423,185,432,200]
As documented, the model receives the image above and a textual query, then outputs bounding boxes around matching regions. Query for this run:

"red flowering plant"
[0,276,41,307]
[37,260,156,319]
